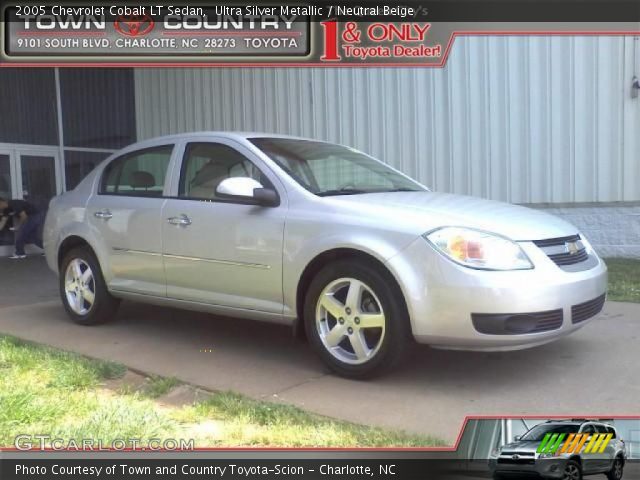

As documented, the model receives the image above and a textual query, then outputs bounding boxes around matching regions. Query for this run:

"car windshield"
[520,424,581,441]
[250,138,425,196]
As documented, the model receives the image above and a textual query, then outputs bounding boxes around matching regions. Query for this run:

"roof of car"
[142,131,316,143]
[543,419,614,427]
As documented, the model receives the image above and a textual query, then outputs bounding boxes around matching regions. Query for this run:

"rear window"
[100,145,173,197]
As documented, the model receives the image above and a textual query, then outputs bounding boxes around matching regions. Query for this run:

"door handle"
[167,214,192,227]
[94,210,113,220]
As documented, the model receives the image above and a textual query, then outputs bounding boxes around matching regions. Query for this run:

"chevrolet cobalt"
[44,133,608,378]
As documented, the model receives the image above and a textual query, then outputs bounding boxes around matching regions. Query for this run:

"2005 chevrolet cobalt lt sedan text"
[44,133,607,378]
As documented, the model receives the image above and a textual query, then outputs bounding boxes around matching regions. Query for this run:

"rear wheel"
[304,260,411,379]
[59,246,120,325]
[606,457,624,480]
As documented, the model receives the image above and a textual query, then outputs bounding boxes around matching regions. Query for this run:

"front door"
[162,140,286,314]
[86,144,174,297]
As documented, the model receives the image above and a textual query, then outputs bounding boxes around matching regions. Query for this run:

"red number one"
[320,21,341,61]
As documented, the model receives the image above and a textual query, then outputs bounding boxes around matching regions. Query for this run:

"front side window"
[101,145,173,197]
[179,142,269,200]
[250,138,424,196]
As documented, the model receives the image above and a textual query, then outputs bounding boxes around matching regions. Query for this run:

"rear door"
[161,138,286,314]
[87,144,174,296]
[580,424,599,474]
[596,425,617,472]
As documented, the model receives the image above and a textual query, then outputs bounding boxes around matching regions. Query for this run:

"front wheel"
[304,260,411,379]
[563,460,582,480]
[59,246,120,325]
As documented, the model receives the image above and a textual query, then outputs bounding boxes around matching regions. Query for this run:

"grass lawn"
[605,258,640,303]
[0,335,445,448]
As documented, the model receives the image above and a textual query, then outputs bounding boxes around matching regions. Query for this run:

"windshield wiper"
[317,188,369,197]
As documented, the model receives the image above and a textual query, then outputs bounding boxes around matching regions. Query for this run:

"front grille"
[533,234,590,267]
[547,249,589,266]
[472,309,563,335]
[533,235,580,248]
[528,311,565,333]
[572,294,606,324]
[497,458,536,465]
[501,452,534,457]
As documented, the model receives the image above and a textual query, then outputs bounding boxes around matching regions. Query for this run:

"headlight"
[490,448,501,458]
[425,227,533,271]
[538,452,556,459]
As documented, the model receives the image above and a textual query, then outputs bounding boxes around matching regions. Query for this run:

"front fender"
[283,230,419,318]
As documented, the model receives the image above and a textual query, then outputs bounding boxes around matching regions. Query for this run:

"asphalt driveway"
[1,257,639,443]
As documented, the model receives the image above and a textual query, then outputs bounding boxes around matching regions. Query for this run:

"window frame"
[175,141,279,206]
[580,424,597,435]
[98,144,174,198]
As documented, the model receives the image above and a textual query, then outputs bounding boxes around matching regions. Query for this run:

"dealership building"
[1,36,639,257]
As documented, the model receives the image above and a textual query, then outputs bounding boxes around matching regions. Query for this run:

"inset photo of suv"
[490,420,626,480]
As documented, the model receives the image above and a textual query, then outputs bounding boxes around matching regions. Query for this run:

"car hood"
[326,191,578,241]
[500,440,540,453]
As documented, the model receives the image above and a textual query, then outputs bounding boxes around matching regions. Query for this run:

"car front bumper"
[489,457,568,479]
[386,236,608,351]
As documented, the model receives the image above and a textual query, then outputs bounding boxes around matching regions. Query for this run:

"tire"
[59,246,120,325]
[606,457,624,480]
[563,460,582,480]
[303,259,411,379]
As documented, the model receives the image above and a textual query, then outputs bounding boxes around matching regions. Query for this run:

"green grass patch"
[144,376,180,399]
[0,335,444,448]
[605,258,640,303]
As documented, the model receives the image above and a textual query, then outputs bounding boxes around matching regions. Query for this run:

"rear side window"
[100,145,173,197]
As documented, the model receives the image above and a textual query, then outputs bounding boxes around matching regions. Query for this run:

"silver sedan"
[44,133,607,378]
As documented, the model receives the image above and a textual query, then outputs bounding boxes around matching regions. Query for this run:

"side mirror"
[216,177,279,207]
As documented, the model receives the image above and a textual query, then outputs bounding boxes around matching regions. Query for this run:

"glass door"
[0,152,15,247]
[17,152,61,213]
[0,147,62,255]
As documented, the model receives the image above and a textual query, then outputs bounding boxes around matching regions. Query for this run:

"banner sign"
[2,2,640,65]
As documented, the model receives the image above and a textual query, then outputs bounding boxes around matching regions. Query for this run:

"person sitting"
[0,197,44,259]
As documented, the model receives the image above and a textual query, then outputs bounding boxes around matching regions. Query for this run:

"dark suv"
[490,420,626,480]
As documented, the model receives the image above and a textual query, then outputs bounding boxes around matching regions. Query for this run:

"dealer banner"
[1,2,640,65]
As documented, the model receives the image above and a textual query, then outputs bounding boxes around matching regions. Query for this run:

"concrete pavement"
[1,257,639,443]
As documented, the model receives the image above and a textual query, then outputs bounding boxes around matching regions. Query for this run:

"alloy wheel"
[315,278,386,365]
[64,258,96,316]
[564,463,581,480]
[613,459,623,480]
